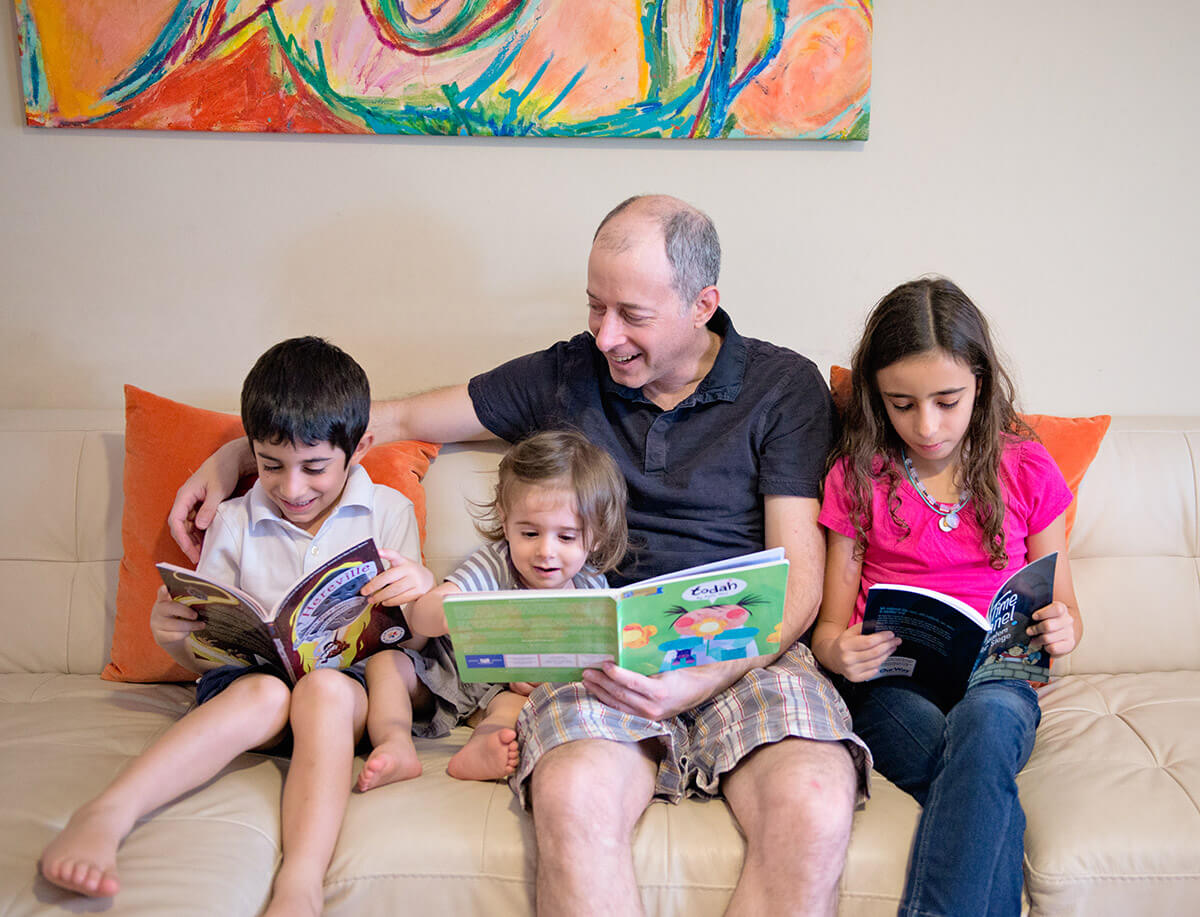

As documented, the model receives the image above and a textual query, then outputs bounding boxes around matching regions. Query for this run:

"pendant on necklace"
[938,512,960,533]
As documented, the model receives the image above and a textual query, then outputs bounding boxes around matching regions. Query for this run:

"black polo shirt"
[467,308,832,585]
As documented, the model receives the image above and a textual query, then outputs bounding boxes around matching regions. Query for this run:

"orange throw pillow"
[104,385,440,683]
[826,366,1110,541]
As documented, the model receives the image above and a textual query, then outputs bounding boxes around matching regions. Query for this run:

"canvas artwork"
[13,0,872,139]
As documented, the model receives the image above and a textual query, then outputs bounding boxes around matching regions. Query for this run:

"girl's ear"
[975,376,983,400]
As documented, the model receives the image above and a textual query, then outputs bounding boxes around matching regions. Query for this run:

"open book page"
[157,565,283,670]
[615,555,789,675]
[275,539,409,682]
[444,591,619,683]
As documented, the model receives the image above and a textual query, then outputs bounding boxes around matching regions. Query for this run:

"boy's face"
[251,436,368,535]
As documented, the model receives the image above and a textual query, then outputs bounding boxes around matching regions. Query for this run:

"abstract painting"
[14,0,872,139]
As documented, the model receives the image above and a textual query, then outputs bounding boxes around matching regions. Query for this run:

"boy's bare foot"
[261,877,323,917]
[39,801,130,897]
[446,726,519,781]
[355,739,422,792]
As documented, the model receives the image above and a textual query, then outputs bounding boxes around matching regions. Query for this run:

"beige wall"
[2,2,1197,417]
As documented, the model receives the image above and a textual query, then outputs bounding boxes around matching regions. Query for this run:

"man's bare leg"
[40,673,291,897]
[721,737,858,917]
[264,669,367,917]
[529,738,658,917]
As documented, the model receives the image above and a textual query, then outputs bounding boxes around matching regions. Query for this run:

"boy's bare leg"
[446,690,525,781]
[40,673,292,898]
[264,668,367,917]
[356,650,424,791]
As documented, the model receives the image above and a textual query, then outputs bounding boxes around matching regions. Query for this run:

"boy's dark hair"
[241,336,370,464]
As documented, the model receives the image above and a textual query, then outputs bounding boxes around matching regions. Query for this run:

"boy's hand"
[149,585,205,651]
[1028,600,1077,656]
[362,549,435,607]
[827,623,901,682]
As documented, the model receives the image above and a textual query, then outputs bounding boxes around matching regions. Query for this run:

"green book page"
[616,560,790,676]
[444,592,619,683]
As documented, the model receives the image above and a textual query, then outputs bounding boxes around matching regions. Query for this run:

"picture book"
[861,552,1058,706]
[157,538,412,684]
[443,548,790,683]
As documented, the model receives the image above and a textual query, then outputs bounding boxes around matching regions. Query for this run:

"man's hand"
[1028,600,1078,656]
[580,660,744,721]
[149,585,205,653]
[361,549,435,607]
[167,439,251,563]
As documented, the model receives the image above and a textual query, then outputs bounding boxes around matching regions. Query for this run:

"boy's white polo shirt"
[195,464,420,611]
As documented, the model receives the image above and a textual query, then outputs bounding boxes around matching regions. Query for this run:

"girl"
[813,277,1082,917]
[393,429,628,782]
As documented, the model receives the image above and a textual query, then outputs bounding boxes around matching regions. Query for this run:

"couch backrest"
[1,412,1196,678]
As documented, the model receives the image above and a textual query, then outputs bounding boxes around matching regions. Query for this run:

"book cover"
[157,538,413,683]
[862,552,1057,706]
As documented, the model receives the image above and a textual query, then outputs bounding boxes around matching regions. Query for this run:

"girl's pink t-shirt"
[819,439,1073,625]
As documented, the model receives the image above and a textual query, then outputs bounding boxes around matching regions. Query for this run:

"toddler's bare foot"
[355,739,422,792]
[446,726,519,781]
[39,801,130,897]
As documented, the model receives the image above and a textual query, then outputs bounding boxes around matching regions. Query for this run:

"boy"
[40,337,434,917]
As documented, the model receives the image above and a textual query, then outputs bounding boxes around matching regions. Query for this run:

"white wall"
[2,2,1197,417]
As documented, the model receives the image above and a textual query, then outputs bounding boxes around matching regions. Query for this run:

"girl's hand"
[149,585,205,651]
[828,623,901,682]
[1028,600,1077,656]
[508,682,541,696]
[361,549,435,607]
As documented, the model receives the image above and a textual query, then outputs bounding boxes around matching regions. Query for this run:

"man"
[170,195,870,916]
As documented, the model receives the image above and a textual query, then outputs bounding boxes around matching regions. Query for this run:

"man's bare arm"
[169,384,495,561]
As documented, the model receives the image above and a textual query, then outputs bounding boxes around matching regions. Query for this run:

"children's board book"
[861,552,1058,706]
[157,538,412,684]
[443,548,789,683]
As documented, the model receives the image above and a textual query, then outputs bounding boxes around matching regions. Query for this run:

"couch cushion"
[1022,673,1200,915]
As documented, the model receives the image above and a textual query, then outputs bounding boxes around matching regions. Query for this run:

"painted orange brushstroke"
[94,28,368,132]
[25,0,182,120]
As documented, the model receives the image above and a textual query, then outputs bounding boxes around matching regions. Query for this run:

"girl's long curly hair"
[830,277,1033,569]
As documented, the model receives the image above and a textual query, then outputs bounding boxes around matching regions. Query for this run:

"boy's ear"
[347,431,374,467]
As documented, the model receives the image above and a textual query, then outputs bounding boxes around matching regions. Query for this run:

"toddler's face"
[501,483,591,590]
[252,439,352,534]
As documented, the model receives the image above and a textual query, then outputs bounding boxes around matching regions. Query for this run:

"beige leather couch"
[3,410,1198,916]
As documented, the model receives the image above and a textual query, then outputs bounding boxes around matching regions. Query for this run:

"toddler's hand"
[149,585,205,651]
[508,682,542,696]
[831,623,901,682]
[362,549,435,607]
[1028,600,1077,656]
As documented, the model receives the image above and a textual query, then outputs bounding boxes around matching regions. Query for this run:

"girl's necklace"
[901,449,968,533]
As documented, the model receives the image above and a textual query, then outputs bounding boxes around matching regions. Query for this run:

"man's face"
[585,222,701,398]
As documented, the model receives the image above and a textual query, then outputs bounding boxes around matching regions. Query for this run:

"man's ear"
[348,431,374,467]
[692,285,720,328]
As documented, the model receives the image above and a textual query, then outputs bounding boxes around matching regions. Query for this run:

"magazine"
[861,552,1058,706]
[443,548,790,683]
[156,538,412,684]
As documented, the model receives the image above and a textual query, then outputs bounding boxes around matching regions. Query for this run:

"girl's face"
[875,349,980,477]
[501,482,592,590]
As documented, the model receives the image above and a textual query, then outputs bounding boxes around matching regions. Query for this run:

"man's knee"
[530,741,655,839]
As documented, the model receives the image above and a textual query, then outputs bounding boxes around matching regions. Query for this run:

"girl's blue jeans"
[846,676,1041,917]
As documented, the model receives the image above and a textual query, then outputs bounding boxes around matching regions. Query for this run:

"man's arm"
[168,384,495,561]
[580,495,825,720]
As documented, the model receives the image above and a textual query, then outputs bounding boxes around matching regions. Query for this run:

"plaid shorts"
[510,643,872,807]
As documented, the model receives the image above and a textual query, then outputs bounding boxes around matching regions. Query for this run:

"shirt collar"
[248,463,373,533]
[599,307,746,407]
